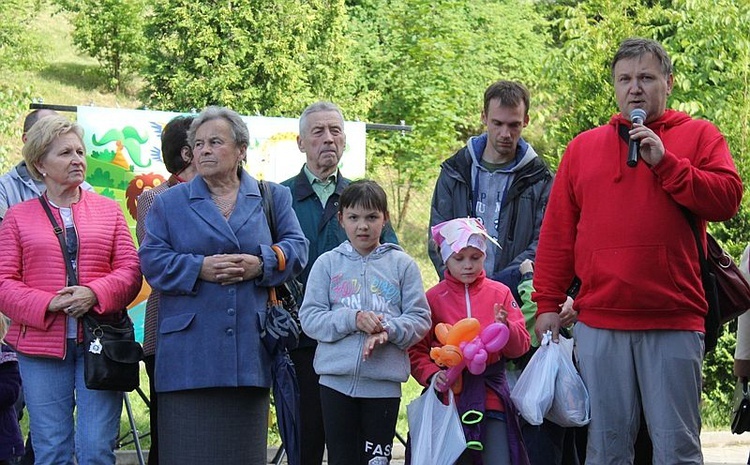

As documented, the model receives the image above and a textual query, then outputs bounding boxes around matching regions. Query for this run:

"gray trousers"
[575,323,703,465]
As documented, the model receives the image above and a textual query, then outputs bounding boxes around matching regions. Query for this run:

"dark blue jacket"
[282,169,398,347]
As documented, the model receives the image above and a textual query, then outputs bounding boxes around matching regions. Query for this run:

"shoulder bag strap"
[258,180,278,243]
[38,196,78,286]
[683,210,708,268]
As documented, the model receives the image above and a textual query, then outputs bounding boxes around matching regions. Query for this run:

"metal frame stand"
[117,388,150,465]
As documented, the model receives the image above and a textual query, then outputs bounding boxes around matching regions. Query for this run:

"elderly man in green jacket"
[281,101,398,465]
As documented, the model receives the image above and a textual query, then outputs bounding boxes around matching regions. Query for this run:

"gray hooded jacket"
[300,241,431,398]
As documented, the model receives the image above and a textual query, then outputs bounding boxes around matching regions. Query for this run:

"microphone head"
[630,108,647,124]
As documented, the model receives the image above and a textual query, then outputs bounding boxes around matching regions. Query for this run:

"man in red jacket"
[533,38,743,464]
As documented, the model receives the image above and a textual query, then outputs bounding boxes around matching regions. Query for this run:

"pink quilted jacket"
[0,190,142,359]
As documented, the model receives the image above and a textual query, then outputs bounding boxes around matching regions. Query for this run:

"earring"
[41,172,47,177]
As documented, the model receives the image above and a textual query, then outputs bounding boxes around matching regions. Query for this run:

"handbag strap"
[38,197,78,286]
[258,180,278,243]
[682,210,709,270]
[258,180,281,302]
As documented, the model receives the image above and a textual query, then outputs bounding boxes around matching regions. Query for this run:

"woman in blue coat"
[139,106,308,465]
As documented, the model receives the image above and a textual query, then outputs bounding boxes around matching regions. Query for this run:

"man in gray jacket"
[0,109,58,222]
[429,80,552,296]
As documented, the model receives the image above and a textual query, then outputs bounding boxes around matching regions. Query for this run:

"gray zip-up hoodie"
[0,161,94,222]
[300,241,431,398]
[0,162,45,220]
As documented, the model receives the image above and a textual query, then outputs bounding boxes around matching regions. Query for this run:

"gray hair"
[611,38,673,79]
[187,106,250,150]
[298,101,345,134]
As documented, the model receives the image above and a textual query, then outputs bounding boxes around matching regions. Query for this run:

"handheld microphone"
[627,108,647,168]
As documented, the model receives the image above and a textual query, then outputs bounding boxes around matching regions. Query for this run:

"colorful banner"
[76,106,367,341]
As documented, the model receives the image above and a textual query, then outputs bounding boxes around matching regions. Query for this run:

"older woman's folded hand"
[200,254,263,285]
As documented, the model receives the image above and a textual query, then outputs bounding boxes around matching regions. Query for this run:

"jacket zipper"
[351,256,369,395]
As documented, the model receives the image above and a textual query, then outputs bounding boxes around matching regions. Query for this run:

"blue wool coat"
[139,173,308,393]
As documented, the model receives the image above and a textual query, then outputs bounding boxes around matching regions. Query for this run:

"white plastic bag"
[545,335,590,427]
[407,377,466,465]
[510,331,558,425]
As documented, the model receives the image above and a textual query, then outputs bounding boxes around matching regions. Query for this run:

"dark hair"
[611,38,672,79]
[23,109,57,135]
[483,80,530,116]
[339,179,389,216]
[161,115,194,174]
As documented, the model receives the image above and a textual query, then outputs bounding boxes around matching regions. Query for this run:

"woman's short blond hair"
[22,115,84,180]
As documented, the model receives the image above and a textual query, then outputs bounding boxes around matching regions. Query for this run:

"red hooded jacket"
[533,109,743,331]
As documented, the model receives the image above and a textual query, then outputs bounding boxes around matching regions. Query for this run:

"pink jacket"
[409,269,530,411]
[0,190,142,359]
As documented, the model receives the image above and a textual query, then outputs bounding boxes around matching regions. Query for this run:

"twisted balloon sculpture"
[429,317,509,393]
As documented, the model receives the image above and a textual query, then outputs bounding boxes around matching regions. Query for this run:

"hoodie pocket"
[589,245,681,309]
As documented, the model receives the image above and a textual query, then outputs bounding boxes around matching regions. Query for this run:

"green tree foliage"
[53,0,147,92]
[0,0,43,71]
[0,0,40,170]
[141,0,366,117]
[0,86,32,172]
[350,0,548,226]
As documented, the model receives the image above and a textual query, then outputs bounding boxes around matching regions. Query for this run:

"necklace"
[211,192,237,219]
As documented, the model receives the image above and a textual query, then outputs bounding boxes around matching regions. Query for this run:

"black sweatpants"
[319,385,399,465]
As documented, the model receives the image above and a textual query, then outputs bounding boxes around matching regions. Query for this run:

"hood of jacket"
[467,133,539,173]
[609,108,692,133]
[608,109,693,183]
[331,240,404,261]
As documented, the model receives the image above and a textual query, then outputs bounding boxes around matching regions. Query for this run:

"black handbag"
[258,181,302,352]
[81,313,143,391]
[39,197,143,391]
[732,377,750,434]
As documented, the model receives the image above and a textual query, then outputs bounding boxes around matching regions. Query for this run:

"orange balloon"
[446,318,481,346]
[434,323,452,345]
[429,344,463,368]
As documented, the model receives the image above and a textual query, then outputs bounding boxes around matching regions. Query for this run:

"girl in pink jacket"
[409,217,531,465]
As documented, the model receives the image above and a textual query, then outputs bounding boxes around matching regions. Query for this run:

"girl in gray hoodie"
[300,180,431,465]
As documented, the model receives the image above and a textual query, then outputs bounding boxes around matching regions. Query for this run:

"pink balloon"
[462,340,481,359]
[439,363,465,393]
[480,323,509,353]
[467,349,488,375]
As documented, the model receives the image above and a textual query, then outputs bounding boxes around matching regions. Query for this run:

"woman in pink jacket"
[0,115,142,465]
